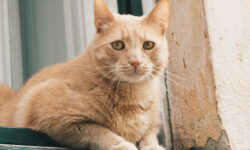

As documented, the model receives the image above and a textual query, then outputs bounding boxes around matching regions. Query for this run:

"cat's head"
[91,0,170,83]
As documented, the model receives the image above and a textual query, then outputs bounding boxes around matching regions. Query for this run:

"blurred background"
[0,0,158,90]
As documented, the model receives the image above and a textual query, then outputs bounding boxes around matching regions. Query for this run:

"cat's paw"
[110,142,138,150]
[140,145,165,150]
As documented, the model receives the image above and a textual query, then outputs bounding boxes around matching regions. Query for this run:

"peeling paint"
[205,130,231,150]
[185,130,231,150]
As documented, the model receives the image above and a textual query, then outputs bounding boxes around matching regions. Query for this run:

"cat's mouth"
[129,71,144,76]
[124,67,147,75]
[119,68,151,83]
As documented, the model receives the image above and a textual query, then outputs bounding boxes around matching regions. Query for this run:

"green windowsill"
[0,144,66,150]
[0,127,66,149]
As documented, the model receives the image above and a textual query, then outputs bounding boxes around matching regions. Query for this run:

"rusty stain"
[183,58,187,69]
[237,53,243,62]
[176,41,180,46]
[236,43,244,62]
[204,32,208,39]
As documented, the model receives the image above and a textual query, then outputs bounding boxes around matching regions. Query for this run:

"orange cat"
[0,0,170,149]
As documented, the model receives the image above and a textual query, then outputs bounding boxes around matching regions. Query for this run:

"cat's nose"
[129,61,141,69]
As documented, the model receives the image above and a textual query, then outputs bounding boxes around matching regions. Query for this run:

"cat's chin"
[120,72,151,83]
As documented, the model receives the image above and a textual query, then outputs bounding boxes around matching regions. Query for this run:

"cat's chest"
[109,103,154,143]
[101,80,160,143]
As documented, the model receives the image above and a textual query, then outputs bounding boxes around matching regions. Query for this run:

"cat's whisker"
[162,71,191,107]
[114,78,121,106]
[165,88,174,98]
[91,69,118,86]
[165,88,191,110]
[146,74,153,83]
[143,72,150,82]
[152,66,161,69]
[91,65,117,73]
[118,68,132,72]
[167,77,188,90]
[151,68,160,73]
[104,79,115,107]
[148,73,156,80]
[95,65,117,70]
[103,68,122,107]
[140,68,151,71]
[153,66,161,69]
[155,67,186,80]
[152,66,162,71]
[117,67,187,91]
[152,67,187,88]
[166,70,186,81]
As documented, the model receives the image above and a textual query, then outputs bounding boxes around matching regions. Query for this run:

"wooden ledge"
[0,144,67,150]
[0,127,66,149]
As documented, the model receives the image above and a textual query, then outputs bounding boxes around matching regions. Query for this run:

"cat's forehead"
[111,14,157,39]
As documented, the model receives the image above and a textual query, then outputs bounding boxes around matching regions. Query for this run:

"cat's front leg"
[110,142,138,150]
[42,123,137,150]
[139,145,165,150]
[138,130,165,150]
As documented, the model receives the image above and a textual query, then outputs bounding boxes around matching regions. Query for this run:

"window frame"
[0,0,23,89]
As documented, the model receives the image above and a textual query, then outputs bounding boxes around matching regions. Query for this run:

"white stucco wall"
[205,0,250,149]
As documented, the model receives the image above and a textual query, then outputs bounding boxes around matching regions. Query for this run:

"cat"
[0,0,170,149]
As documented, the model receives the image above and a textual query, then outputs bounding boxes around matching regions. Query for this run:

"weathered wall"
[205,0,250,149]
[167,0,250,149]
[167,0,223,149]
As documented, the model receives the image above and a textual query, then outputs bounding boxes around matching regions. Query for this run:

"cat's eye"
[143,41,155,50]
[111,41,125,51]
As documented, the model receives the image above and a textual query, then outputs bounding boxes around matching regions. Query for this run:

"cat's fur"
[0,0,170,149]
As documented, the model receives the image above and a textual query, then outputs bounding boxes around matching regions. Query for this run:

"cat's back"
[0,53,93,126]
[0,83,16,113]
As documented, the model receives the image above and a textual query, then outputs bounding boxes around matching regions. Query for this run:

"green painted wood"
[117,0,131,15]
[130,0,143,16]
[0,127,62,147]
[0,144,67,150]
[117,0,143,16]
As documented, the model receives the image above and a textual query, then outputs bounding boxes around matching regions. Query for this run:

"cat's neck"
[99,75,159,107]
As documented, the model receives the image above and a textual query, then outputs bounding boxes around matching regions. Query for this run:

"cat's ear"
[144,0,170,34]
[94,0,114,33]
